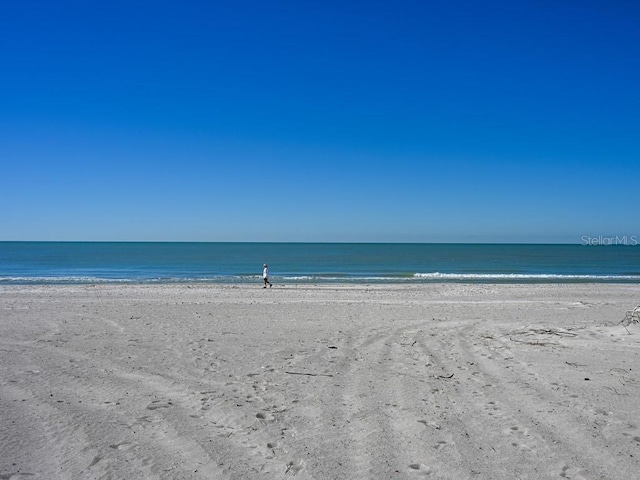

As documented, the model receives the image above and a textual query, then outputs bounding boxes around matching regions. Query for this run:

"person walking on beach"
[263,264,272,288]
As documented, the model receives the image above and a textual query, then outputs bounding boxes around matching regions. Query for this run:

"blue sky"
[1,0,638,242]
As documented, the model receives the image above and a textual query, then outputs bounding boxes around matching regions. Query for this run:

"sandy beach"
[1,283,639,479]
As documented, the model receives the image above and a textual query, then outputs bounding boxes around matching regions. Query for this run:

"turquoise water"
[1,242,640,284]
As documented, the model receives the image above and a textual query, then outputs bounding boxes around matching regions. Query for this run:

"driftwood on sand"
[622,305,640,325]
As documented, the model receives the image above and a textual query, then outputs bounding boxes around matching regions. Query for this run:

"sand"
[1,283,639,480]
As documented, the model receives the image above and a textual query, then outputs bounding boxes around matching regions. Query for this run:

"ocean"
[1,242,639,285]
[0,242,640,284]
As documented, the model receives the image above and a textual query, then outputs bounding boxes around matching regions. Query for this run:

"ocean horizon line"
[1,240,637,246]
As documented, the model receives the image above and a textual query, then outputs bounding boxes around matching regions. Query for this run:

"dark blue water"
[1,242,639,284]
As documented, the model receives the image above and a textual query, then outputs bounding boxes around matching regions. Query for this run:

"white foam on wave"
[0,276,130,283]
[413,272,640,281]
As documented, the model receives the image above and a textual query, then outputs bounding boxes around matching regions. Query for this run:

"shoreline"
[2,283,639,479]
[3,275,640,286]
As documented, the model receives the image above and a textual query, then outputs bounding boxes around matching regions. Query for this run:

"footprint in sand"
[109,442,133,451]
[264,440,279,459]
[434,440,453,450]
[485,401,503,418]
[212,423,235,438]
[256,412,276,423]
[146,400,174,411]
[285,459,305,476]
[503,425,535,452]
[409,463,434,475]
[559,464,586,479]
[418,419,441,430]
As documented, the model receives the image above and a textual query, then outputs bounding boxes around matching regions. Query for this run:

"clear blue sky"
[1,0,638,242]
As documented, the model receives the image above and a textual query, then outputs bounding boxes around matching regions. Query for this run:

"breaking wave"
[412,272,640,282]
